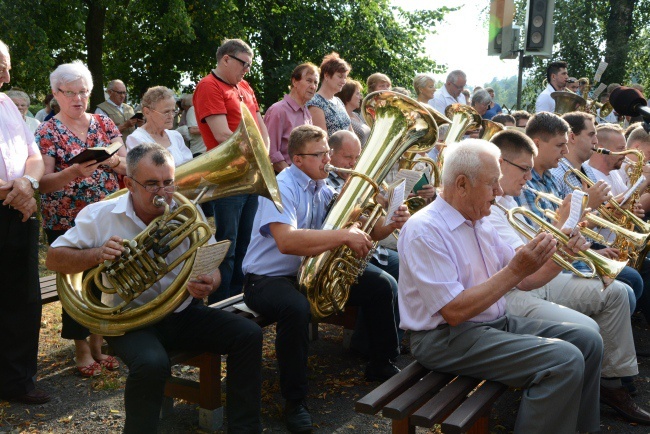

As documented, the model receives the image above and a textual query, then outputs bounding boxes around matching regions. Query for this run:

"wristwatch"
[23,175,39,191]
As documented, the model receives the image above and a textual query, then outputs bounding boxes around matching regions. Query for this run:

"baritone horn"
[56,104,284,336]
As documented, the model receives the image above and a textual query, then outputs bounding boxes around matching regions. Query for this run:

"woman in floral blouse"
[36,61,126,378]
[307,52,352,137]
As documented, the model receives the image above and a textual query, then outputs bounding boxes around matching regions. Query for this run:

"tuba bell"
[56,104,283,335]
[298,91,437,320]
[479,119,505,141]
[552,91,587,114]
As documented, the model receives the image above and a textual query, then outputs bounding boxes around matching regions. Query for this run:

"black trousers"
[243,263,399,400]
[45,228,91,340]
[0,205,41,399]
[106,301,263,434]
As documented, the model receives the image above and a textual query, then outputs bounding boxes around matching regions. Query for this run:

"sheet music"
[594,61,608,83]
[561,190,588,234]
[593,84,607,99]
[189,240,231,281]
[620,175,646,207]
[383,178,406,226]
[396,168,425,194]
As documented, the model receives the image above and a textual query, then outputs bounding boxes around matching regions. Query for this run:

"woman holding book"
[125,86,192,166]
[35,61,125,378]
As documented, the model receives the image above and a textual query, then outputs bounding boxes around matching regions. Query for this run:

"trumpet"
[523,185,650,270]
[493,199,626,286]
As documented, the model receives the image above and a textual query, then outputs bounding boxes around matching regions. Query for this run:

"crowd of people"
[3,34,650,434]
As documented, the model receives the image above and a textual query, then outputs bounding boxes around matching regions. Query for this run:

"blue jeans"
[208,194,258,304]
[616,265,644,314]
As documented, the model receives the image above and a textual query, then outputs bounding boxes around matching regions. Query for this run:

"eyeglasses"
[449,82,464,90]
[129,177,177,193]
[150,108,180,117]
[57,88,90,99]
[503,158,533,174]
[229,54,252,69]
[110,90,127,95]
[296,150,330,159]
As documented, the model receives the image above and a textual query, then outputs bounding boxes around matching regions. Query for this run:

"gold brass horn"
[479,119,505,141]
[493,200,626,287]
[436,104,483,171]
[57,192,213,336]
[552,91,587,114]
[298,90,437,320]
[56,104,284,335]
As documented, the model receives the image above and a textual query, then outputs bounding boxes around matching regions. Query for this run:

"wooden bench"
[356,361,507,434]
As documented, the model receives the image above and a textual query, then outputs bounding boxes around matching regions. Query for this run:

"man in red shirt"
[194,39,271,303]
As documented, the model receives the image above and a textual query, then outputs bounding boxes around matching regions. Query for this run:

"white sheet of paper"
[593,83,607,99]
[233,302,260,317]
[189,240,231,281]
[620,175,646,207]
[594,61,608,83]
[396,168,425,194]
[561,190,588,233]
[383,178,406,226]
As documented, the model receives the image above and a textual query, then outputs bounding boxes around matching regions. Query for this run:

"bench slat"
[382,371,453,419]
[355,361,429,415]
[409,376,480,428]
[441,381,507,434]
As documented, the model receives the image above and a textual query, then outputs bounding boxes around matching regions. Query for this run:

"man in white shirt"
[428,70,467,113]
[535,61,569,113]
[398,139,602,434]
[488,129,650,424]
[46,143,262,433]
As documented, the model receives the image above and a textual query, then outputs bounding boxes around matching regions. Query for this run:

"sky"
[390,0,520,87]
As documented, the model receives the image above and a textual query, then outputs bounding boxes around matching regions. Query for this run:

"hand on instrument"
[68,160,102,179]
[595,247,620,260]
[385,205,410,230]
[187,270,221,299]
[560,228,591,255]
[553,195,572,228]
[343,222,373,258]
[585,180,611,209]
[633,201,645,218]
[508,232,557,278]
[95,236,125,265]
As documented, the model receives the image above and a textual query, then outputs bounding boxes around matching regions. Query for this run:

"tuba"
[298,91,437,320]
[552,91,587,114]
[436,104,482,171]
[479,119,505,141]
[56,104,283,335]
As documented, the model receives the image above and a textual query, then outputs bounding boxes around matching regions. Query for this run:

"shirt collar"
[285,93,307,111]
[433,196,481,231]
[288,164,326,193]
[106,98,123,109]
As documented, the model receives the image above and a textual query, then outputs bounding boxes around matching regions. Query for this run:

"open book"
[67,142,122,165]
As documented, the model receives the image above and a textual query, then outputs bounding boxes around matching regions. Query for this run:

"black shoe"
[11,388,51,405]
[284,399,313,433]
[600,385,650,424]
[365,360,400,382]
[622,376,638,396]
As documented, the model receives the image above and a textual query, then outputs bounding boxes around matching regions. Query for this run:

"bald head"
[329,130,361,178]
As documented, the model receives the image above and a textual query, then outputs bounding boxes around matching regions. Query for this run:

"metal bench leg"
[467,416,489,434]
[308,322,319,341]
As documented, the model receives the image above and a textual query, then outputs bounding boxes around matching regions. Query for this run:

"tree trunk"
[602,0,637,85]
[85,0,106,111]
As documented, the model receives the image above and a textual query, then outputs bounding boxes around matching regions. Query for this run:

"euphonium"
[479,119,505,141]
[493,199,626,287]
[551,91,587,114]
[298,91,437,320]
[437,104,482,171]
[57,104,284,335]
[57,193,213,336]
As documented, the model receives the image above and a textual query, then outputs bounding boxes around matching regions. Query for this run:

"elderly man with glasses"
[428,69,467,114]
[95,79,142,141]
[193,38,271,304]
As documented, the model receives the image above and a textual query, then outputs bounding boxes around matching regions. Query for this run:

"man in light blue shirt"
[242,125,407,433]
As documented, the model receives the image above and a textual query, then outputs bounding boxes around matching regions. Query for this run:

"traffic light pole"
[517,49,524,110]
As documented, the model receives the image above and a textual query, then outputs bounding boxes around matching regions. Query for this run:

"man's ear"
[455,174,469,196]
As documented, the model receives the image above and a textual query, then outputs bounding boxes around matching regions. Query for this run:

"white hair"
[441,139,501,187]
[413,73,435,96]
[0,40,9,58]
[5,90,29,105]
[49,60,93,92]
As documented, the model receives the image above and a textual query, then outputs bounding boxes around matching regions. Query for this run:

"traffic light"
[524,0,555,57]
[488,0,515,57]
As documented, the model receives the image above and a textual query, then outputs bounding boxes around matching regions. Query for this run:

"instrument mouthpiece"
[324,164,334,173]
[153,196,166,207]
[593,147,611,154]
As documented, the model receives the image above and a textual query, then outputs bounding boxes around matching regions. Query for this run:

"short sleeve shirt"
[306,94,351,137]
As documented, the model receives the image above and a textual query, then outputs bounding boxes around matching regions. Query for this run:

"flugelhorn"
[299,91,437,320]
[57,104,284,335]
[493,199,626,287]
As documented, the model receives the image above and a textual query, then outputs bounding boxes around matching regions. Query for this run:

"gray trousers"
[411,315,603,434]
[505,273,637,378]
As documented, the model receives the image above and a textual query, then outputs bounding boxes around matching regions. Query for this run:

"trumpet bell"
[175,103,283,213]
[552,91,587,114]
